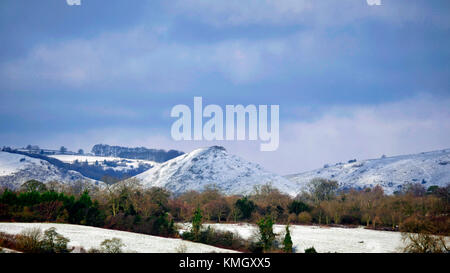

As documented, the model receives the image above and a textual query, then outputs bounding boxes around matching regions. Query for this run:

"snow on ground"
[0,152,102,189]
[48,155,158,171]
[286,148,450,194]
[134,146,297,196]
[0,223,237,253]
[178,223,409,253]
[0,151,43,176]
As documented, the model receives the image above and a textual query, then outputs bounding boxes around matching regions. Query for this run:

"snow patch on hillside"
[286,149,450,194]
[48,154,158,172]
[0,151,103,189]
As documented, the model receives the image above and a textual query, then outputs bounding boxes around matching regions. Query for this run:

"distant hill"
[0,151,104,190]
[0,148,155,184]
[91,144,184,163]
[132,146,297,196]
[286,148,450,194]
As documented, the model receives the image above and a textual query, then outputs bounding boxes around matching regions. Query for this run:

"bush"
[100,238,125,253]
[288,200,309,215]
[283,225,293,253]
[287,213,298,224]
[402,232,449,253]
[400,216,432,234]
[15,228,43,253]
[298,212,312,224]
[304,246,317,253]
[0,232,18,250]
[41,227,71,253]
[235,197,256,220]
[257,216,276,251]
[182,226,251,252]
[340,215,360,225]
[191,208,203,241]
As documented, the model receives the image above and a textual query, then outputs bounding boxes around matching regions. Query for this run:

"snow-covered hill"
[133,146,297,196]
[286,149,450,194]
[0,151,104,189]
[48,154,158,172]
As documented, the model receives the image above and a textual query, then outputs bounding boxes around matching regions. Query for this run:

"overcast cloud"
[0,0,449,174]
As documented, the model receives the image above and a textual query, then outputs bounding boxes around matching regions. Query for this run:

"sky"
[0,0,449,175]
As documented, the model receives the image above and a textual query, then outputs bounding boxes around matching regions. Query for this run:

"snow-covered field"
[48,155,158,172]
[0,223,236,253]
[178,223,408,253]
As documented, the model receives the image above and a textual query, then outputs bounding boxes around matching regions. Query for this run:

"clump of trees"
[0,227,72,253]
[180,208,252,252]
[0,185,104,226]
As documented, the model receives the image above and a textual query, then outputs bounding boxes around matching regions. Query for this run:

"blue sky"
[1,0,449,174]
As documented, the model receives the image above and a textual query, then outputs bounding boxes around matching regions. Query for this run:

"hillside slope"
[0,151,103,189]
[134,146,297,196]
[286,149,450,194]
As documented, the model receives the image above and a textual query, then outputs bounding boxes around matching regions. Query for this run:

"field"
[2,222,449,253]
[179,223,407,253]
[0,222,236,253]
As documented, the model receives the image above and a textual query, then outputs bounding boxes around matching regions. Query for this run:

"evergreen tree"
[283,225,293,253]
[192,207,203,241]
[235,197,256,219]
[257,215,275,251]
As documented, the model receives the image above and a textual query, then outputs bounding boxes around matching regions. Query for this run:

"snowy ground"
[0,151,101,189]
[0,223,236,253]
[178,223,409,253]
[48,155,158,172]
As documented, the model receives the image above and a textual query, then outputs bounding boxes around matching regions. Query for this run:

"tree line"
[0,178,448,240]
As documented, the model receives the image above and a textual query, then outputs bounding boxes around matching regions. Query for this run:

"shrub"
[235,197,256,220]
[0,232,18,250]
[304,246,317,253]
[191,208,203,241]
[283,225,293,253]
[287,213,298,224]
[257,216,276,251]
[100,238,125,253]
[288,200,309,215]
[298,212,312,224]
[41,227,71,253]
[400,216,432,234]
[182,226,252,252]
[402,232,449,253]
[15,228,43,253]
[340,214,360,225]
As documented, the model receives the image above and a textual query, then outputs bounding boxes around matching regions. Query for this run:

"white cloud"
[1,23,366,92]
[367,0,381,6]
[168,0,447,27]
[260,95,450,174]
[0,28,317,90]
